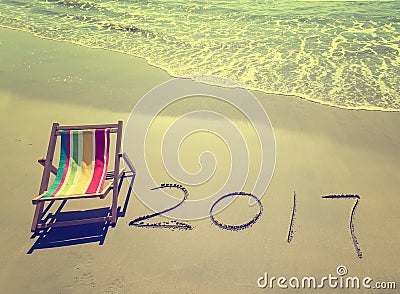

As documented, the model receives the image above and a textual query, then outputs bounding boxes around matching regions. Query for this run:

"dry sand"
[0,28,399,293]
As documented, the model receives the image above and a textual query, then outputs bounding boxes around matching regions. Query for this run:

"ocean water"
[0,0,399,111]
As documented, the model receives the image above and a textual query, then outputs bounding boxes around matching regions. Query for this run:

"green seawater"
[0,0,399,111]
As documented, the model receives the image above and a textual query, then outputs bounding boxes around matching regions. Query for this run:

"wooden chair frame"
[31,121,125,232]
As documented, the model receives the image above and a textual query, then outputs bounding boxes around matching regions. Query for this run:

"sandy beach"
[0,28,399,293]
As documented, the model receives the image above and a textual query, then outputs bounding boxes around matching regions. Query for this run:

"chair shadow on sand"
[27,173,135,254]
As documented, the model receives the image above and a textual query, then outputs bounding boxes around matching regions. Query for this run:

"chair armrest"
[122,152,136,174]
[38,157,58,175]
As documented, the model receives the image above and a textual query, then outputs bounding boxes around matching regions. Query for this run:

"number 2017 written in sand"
[129,183,363,259]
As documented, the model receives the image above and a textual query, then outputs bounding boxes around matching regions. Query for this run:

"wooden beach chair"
[31,121,127,232]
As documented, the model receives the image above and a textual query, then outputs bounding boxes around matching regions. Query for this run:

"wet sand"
[0,28,399,293]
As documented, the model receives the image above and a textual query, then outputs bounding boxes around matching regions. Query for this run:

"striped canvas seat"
[43,129,110,198]
[31,121,127,232]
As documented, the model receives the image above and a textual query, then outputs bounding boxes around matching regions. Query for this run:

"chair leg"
[31,202,44,232]
[110,198,117,225]
[110,185,118,225]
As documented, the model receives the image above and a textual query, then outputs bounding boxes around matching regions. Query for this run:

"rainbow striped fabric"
[43,129,110,198]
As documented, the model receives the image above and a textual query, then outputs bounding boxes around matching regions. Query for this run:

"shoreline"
[1,26,399,293]
[1,25,398,113]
